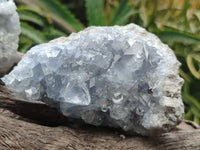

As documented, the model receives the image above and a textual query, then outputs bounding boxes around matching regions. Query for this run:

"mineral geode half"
[0,0,21,77]
[2,24,184,136]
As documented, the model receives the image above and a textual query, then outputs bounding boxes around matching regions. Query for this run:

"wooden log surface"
[0,84,200,150]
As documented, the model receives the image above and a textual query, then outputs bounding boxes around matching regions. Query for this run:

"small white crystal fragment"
[2,24,184,136]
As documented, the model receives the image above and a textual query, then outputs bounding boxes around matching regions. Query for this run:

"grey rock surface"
[0,0,21,77]
[2,24,184,136]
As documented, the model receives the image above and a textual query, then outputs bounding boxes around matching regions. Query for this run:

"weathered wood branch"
[0,84,200,150]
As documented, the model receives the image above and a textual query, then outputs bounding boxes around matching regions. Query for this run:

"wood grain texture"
[0,85,200,150]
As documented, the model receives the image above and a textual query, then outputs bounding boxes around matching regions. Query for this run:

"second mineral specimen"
[2,24,184,136]
[0,0,21,77]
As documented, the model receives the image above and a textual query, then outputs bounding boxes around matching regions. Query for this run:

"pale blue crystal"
[2,24,184,136]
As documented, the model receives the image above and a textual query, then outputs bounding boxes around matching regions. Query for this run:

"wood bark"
[0,84,200,150]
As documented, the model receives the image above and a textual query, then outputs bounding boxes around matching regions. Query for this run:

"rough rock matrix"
[2,24,184,136]
[0,0,21,77]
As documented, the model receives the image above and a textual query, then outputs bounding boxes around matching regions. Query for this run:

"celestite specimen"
[2,24,184,136]
[0,0,21,77]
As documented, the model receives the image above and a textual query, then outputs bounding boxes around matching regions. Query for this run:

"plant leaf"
[18,36,33,53]
[85,0,106,26]
[21,22,46,44]
[44,28,68,40]
[159,28,200,44]
[110,0,137,25]
[17,5,44,16]
[182,92,200,111]
[35,0,84,32]
[18,0,84,32]
[186,54,200,79]
[183,0,190,24]
[18,11,45,27]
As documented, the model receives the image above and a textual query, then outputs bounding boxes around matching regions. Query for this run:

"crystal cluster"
[2,24,184,136]
[0,0,21,77]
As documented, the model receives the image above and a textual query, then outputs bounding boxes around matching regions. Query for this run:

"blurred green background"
[15,0,200,124]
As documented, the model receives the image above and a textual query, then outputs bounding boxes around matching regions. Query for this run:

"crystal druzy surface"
[2,24,184,136]
[0,0,21,77]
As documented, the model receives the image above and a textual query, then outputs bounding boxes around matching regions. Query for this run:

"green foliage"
[109,0,137,25]
[16,0,84,51]
[35,0,84,31]
[85,0,106,26]
[15,0,200,124]
[159,27,200,44]
[21,22,46,44]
